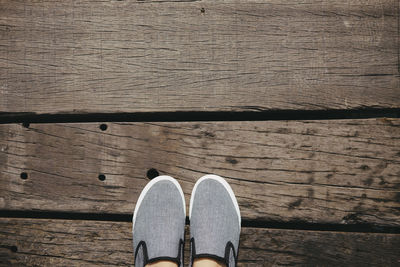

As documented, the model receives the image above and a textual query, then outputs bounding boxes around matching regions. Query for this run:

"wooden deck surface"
[0,0,399,266]
[1,219,399,266]
[0,0,399,113]
[1,119,400,226]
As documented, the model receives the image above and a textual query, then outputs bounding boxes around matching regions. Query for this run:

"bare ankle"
[193,258,226,267]
[146,260,178,267]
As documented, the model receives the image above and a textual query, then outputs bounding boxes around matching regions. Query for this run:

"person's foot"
[189,174,241,267]
[132,176,186,267]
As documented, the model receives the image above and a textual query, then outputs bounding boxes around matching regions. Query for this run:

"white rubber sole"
[189,174,241,225]
[132,175,186,232]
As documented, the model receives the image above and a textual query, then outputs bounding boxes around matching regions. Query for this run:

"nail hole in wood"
[10,246,18,253]
[146,168,159,179]
[100,124,108,131]
[20,172,28,180]
[98,174,106,181]
[22,122,30,128]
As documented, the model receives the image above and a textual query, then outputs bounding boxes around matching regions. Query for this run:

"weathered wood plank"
[0,0,398,113]
[1,119,399,226]
[0,218,399,266]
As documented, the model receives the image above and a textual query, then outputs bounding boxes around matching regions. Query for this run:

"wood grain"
[0,218,399,266]
[1,119,399,226]
[0,0,398,114]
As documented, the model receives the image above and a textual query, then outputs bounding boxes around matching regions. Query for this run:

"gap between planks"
[0,108,399,124]
[0,210,399,234]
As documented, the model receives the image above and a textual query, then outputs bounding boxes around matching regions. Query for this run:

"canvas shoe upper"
[189,174,241,267]
[133,176,186,267]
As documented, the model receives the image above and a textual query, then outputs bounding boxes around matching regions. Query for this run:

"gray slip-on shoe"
[189,174,241,267]
[132,175,186,267]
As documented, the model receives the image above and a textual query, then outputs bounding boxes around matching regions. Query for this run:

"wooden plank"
[0,218,399,266]
[0,0,398,114]
[1,119,399,226]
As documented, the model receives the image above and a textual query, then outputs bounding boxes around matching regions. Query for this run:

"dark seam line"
[0,108,399,124]
[240,219,400,234]
[0,210,399,234]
